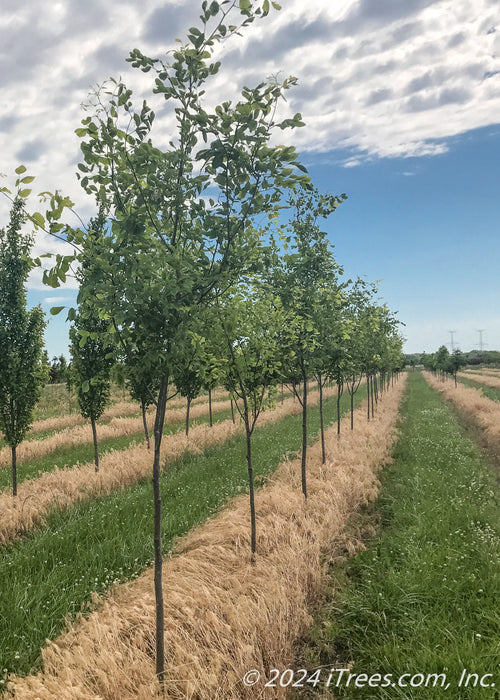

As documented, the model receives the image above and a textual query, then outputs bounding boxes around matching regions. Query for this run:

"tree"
[447,348,466,387]
[172,331,204,438]
[125,356,160,449]
[0,196,47,495]
[269,187,345,495]
[47,0,309,682]
[69,212,114,472]
[435,345,450,380]
[215,285,287,557]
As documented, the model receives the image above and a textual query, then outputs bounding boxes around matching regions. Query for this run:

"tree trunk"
[318,375,325,464]
[208,388,213,427]
[91,416,99,472]
[142,403,150,450]
[185,396,191,436]
[243,399,257,558]
[12,445,17,497]
[230,397,235,424]
[281,382,284,404]
[337,381,343,437]
[153,375,169,685]
[301,367,308,499]
[371,375,375,418]
[350,390,354,430]
[366,373,370,421]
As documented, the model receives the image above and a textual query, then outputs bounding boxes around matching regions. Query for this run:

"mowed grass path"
[298,372,500,699]
[0,386,367,680]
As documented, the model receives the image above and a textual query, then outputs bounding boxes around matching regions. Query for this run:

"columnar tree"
[69,212,114,472]
[0,195,46,495]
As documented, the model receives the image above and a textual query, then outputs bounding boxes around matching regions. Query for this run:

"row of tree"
[421,346,466,386]
[0,0,404,683]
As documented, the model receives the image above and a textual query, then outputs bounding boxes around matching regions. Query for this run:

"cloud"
[16,139,46,163]
[43,296,73,304]
[0,0,499,289]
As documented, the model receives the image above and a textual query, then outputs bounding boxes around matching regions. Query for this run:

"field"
[1,370,498,698]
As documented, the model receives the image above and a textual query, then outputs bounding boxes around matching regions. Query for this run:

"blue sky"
[2,0,499,357]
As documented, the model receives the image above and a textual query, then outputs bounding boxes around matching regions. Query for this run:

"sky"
[1,0,499,357]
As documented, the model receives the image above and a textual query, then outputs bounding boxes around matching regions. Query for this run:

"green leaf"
[15,165,27,175]
[31,212,45,228]
[18,189,31,198]
[20,176,35,184]
[50,306,65,316]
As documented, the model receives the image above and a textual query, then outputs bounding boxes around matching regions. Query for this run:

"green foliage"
[216,285,289,430]
[0,197,47,450]
[70,213,114,422]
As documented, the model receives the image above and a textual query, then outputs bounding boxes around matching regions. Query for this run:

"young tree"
[447,348,466,387]
[70,212,114,472]
[46,1,309,682]
[125,356,160,449]
[0,196,47,495]
[172,334,204,437]
[215,285,287,557]
[270,187,345,495]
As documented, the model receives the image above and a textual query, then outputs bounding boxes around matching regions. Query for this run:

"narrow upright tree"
[70,212,114,471]
[0,196,46,495]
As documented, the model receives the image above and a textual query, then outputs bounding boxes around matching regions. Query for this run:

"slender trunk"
[12,445,17,497]
[454,372,457,388]
[337,381,343,437]
[301,367,308,498]
[91,417,99,472]
[230,397,235,424]
[374,375,378,404]
[366,373,370,421]
[318,375,325,464]
[142,403,150,450]
[243,398,256,558]
[370,375,375,418]
[281,382,284,404]
[185,397,191,437]
[350,390,354,430]
[208,388,213,427]
[153,375,169,685]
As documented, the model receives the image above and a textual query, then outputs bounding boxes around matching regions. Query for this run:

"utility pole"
[448,330,456,352]
[477,329,486,352]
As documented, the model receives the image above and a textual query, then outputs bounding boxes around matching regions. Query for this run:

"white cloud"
[42,296,73,304]
[1,0,499,286]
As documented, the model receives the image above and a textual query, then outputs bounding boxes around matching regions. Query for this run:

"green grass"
[457,375,500,403]
[0,386,368,680]
[0,403,235,491]
[297,372,500,699]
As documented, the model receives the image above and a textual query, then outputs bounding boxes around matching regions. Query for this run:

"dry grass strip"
[425,372,500,441]
[7,376,406,699]
[0,389,231,443]
[0,386,336,546]
[458,371,500,391]
[0,396,235,473]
